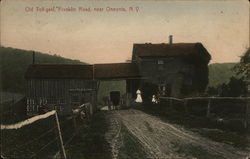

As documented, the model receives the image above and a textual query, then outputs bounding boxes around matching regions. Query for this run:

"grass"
[197,129,249,149]
[1,100,112,159]
[1,115,59,158]
[0,101,77,159]
[173,142,221,159]
[134,101,250,150]
[65,111,112,159]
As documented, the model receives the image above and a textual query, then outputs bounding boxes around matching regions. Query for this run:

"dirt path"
[106,109,249,159]
[105,111,122,159]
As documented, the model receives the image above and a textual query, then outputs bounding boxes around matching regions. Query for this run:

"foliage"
[207,76,247,97]
[208,63,241,87]
[0,47,86,93]
[234,48,250,78]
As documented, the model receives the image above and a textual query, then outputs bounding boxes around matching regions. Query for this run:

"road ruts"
[105,111,122,159]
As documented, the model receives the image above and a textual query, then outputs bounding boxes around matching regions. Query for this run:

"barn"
[25,64,96,115]
[25,63,140,115]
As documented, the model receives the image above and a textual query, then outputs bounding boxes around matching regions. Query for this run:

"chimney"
[169,35,173,45]
[32,51,35,64]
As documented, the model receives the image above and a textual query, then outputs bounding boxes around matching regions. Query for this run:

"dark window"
[158,60,164,64]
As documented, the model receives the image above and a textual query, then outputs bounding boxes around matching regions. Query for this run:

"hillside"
[0,47,242,94]
[208,63,241,87]
[0,47,86,93]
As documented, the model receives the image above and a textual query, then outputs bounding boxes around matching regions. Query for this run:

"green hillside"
[208,63,241,87]
[0,47,86,93]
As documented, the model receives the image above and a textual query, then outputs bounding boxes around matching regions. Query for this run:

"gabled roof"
[25,63,140,79]
[94,63,140,79]
[25,64,93,79]
[132,42,211,63]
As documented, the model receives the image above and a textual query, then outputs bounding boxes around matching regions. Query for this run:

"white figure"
[135,89,142,103]
[152,95,158,104]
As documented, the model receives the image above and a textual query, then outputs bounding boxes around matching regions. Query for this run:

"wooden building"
[132,40,211,97]
[25,38,211,115]
[25,63,140,115]
[94,63,140,99]
[25,64,96,115]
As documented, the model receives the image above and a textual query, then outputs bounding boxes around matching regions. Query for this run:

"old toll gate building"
[132,41,211,97]
[25,37,211,115]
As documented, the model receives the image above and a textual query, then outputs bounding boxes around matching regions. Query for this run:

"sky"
[1,0,249,64]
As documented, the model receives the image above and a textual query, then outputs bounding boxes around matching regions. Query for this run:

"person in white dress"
[152,95,158,104]
[135,89,142,103]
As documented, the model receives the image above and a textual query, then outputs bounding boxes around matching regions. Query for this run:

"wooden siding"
[26,79,96,115]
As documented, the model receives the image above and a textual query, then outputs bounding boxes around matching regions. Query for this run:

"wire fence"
[0,103,93,159]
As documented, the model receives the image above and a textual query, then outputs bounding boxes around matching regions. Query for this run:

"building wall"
[135,56,198,97]
[26,78,96,115]
[97,80,126,105]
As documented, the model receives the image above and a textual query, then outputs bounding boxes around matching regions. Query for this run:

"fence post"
[206,99,211,118]
[245,100,250,130]
[54,111,67,159]
[72,115,78,134]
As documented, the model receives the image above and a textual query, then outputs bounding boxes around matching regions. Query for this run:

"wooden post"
[54,111,67,159]
[245,100,250,130]
[206,99,211,118]
[72,115,78,134]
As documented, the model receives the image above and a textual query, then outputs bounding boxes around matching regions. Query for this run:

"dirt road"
[105,109,249,159]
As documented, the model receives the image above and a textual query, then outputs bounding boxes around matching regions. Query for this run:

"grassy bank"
[134,101,250,150]
[65,111,112,159]
[1,101,76,159]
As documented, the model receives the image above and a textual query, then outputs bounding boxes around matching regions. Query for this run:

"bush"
[207,76,247,97]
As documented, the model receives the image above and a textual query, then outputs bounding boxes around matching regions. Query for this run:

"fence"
[0,103,94,159]
[159,96,250,129]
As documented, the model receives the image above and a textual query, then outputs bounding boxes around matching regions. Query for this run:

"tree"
[234,48,250,79]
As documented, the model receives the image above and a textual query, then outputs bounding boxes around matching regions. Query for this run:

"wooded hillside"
[208,63,241,87]
[0,46,242,94]
[0,47,86,93]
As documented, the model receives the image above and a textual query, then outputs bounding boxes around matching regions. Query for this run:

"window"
[158,60,164,64]
[157,60,164,70]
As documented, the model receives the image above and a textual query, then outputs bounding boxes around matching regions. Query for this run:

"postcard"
[0,0,249,159]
